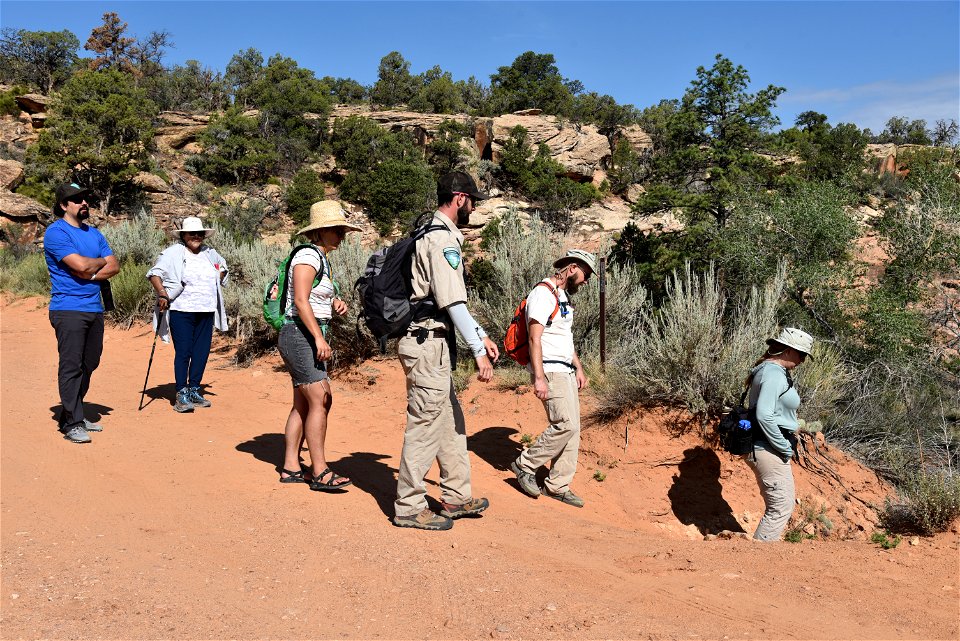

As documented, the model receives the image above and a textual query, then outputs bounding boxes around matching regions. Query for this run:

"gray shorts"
[278,322,328,387]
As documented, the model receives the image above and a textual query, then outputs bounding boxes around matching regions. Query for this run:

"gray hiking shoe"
[188,387,211,408]
[544,488,585,508]
[440,497,489,519]
[510,459,541,497]
[393,508,453,531]
[82,419,103,432]
[61,425,91,444]
[174,388,194,413]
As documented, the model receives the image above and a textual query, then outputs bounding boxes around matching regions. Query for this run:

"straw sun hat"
[297,200,363,237]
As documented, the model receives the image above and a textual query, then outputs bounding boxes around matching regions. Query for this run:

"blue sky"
[2,1,958,132]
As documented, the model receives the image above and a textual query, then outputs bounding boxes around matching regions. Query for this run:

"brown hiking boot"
[393,508,453,531]
[439,497,489,519]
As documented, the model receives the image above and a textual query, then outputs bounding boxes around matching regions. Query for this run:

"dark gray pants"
[49,311,104,430]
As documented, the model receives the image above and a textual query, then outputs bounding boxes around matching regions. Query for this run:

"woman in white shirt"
[147,217,228,413]
[277,201,360,492]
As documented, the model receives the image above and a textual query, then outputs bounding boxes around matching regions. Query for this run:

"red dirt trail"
[1,296,957,640]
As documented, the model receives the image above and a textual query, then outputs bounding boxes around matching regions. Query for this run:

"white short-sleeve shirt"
[525,279,575,372]
[284,246,335,321]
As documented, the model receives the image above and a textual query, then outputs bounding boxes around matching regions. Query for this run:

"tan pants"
[518,370,581,494]
[394,335,471,517]
[743,443,796,541]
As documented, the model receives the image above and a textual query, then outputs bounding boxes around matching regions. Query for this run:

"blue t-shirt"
[43,219,114,312]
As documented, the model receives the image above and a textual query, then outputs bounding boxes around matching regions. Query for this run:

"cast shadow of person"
[667,446,744,535]
[468,425,551,494]
[49,402,114,426]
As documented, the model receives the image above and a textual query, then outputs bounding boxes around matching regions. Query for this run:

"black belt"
[406,327,448,340]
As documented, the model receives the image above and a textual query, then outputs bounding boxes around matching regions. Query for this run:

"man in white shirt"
[511,249,596,508]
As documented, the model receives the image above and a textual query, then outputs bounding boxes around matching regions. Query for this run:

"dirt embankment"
[2,296,958,640]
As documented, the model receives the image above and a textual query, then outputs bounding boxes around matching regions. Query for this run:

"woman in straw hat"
[743,327,815,541]
[277,200,361,491]
[147,217,229,413]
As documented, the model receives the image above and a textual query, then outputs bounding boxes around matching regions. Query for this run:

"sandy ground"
[1,296,958,640]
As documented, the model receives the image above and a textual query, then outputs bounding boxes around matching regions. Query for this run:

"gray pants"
[49,311,104,430]
[518,370,581,494]
[394,336,471,517]
[743,443,795,541]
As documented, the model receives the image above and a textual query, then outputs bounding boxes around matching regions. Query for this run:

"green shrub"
[106,260,152,327]
[869,530,902,549]
[0,85,27,117]
[324,235,378,369]
[15,175,55,208]
[211,197,269,243]
[881,468,960,535]
[284,167,326,227]
[187,108,278,185]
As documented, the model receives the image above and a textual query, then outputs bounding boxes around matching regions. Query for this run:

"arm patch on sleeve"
[443,247,461,269]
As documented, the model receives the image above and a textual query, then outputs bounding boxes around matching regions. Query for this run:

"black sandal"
[279,468,308,484]
[309,468,352,492]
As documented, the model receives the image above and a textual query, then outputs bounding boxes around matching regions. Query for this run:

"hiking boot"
[61,425,91,444]
[188,387,211,408]
[174,388,194,413]
[544,488,585,508]
[510,459,541,498]
[82,419,103,432]
[393,508,453,531]
[440,497,489,519]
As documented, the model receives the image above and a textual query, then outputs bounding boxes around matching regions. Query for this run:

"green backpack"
[263,244,324,330]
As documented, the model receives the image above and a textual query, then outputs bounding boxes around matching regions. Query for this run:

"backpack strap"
[530,281,561,328]
[279,244,324,319]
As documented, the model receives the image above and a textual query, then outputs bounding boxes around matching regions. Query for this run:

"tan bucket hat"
[767,327,815,360]
[553,249,598,275]
[296,200,363,237]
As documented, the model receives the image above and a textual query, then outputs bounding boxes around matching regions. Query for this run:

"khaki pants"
[394,336,471,517]
[518,370,581,494]
[743,443,796,541]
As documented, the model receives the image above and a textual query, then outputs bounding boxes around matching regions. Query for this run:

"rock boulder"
[0,159,25,191]
[491,114,610,182]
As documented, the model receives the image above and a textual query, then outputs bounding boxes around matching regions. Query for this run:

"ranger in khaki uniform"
[393,172,500,531]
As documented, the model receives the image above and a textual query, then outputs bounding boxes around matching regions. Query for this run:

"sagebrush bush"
[205,222,286,363]
[881,468,960,535]
[324,234,378,370]
[594,263,785,423]
[0,249,50,296]
[101,209,166,265]
[107,261,152,327]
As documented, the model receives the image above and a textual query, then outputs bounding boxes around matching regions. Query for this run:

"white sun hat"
[175,216,215,238]
[766,327,815,360]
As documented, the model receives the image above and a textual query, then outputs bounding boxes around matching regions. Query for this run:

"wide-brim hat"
[553,249,598,275]
[297,200,363,237]
[53,182,91,216]
[175,216,216,238]
[766,327,815,360]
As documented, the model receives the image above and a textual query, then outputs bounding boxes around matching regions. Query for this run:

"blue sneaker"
[188,387,211,408]
[61,425,91,443]
[174,388,194,413]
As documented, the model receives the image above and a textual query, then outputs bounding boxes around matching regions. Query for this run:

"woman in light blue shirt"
[744,328,814,541]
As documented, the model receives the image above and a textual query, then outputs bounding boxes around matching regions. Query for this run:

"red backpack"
[503,282,560,366]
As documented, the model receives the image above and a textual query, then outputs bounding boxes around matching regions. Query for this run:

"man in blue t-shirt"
[43,183,119,443]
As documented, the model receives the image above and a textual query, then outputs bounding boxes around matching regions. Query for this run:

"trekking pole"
[139,312,161,411]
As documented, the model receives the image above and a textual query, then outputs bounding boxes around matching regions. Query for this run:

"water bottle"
[737,419,751,430]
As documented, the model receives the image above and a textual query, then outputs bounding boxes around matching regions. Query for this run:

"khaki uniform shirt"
[409,212,466,331]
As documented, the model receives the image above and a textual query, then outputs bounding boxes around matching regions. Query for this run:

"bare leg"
[281,386,309,478]
[302,380,349,485]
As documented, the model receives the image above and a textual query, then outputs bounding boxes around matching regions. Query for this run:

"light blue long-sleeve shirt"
[748,361,801,458]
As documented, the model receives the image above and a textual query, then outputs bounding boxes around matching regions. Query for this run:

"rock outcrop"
[491,114,610,182]
[0,159,25,191]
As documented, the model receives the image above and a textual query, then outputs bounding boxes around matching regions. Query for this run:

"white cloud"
[781,73,959,131]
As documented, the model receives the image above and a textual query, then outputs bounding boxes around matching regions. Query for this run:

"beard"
[76,207,90,221]
[564,273,580,296]
[456,202,471,226]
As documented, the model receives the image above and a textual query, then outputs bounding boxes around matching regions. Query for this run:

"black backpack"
[355,222,447,352]
[718,370,794,455]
